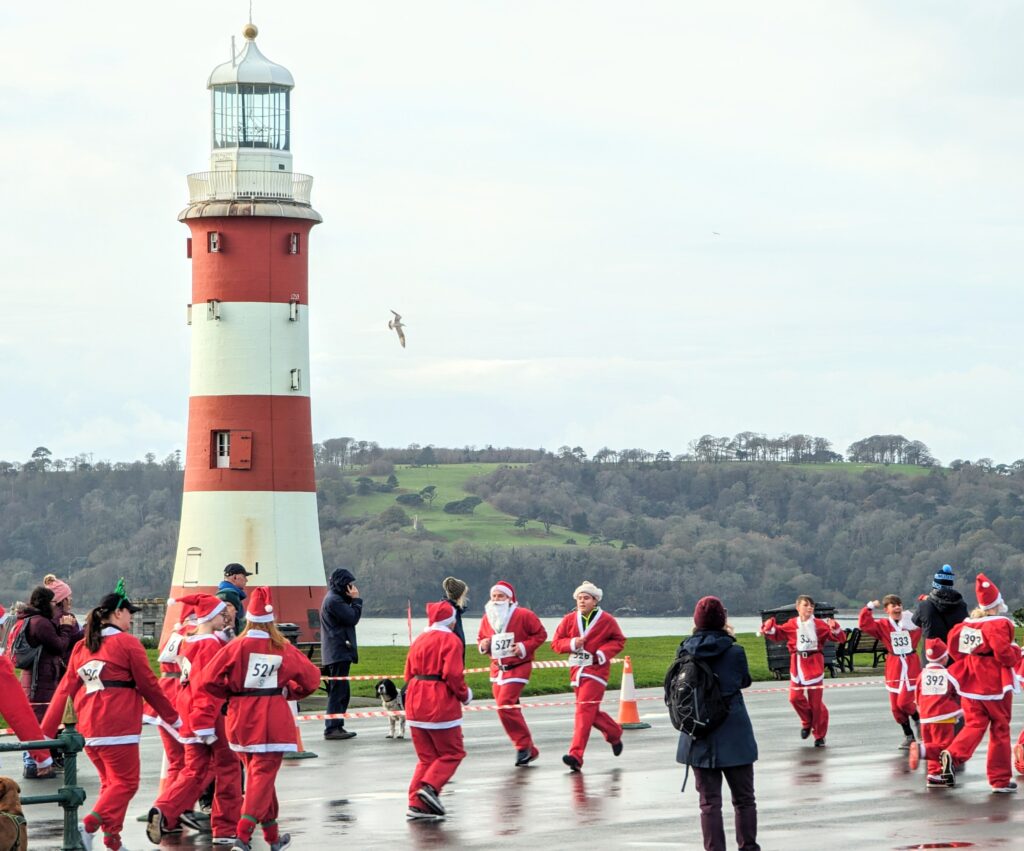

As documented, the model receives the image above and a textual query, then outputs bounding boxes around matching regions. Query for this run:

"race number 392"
[958,628,983,655]
[244,653,282,690]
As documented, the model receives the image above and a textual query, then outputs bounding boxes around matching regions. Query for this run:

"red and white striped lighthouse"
[167,23,326,642]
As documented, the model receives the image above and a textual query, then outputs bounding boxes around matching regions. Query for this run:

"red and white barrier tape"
[319,658,627,681]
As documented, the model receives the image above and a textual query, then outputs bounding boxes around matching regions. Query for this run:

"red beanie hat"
[975,573,1004,611]
[246,587,275,623]
[925,637,949,664]
[694,596,727,631]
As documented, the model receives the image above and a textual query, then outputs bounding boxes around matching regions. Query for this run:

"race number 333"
[245,653,282,690]
[958,628,983,655]
[890,631,913,656]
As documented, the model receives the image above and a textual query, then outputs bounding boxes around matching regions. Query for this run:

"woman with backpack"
[675,596,759,851]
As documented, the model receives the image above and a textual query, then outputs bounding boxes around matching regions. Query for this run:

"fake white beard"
[486,600,514,633]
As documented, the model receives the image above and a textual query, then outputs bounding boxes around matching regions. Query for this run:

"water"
[357,613,862,646]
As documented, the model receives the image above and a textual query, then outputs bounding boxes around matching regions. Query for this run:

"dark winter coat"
[913,588,969,643]
[675,630,758,769]
[321,568,362,666]
[18,608,80,704]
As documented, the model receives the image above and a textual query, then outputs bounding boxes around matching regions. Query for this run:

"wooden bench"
[836,627,887,672]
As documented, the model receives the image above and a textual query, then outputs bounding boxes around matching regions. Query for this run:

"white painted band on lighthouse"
[189,302,311,397]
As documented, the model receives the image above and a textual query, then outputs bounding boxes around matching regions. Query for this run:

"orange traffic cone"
[283,699,318,760]
[617,655,651,729]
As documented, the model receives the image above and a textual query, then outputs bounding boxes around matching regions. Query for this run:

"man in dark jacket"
[676,596,759,851]
[913,564,969,645]
[216,563,252,635]
[321,567,362,740]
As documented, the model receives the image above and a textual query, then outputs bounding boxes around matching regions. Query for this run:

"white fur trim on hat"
[490,583,514,600]
[195,600,227,625]
[573,581,603,602]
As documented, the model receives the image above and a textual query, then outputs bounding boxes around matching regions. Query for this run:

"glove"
[463,687,473,706]
[517,642,527,658]
[478,639,490,655]
[596,650,607,665]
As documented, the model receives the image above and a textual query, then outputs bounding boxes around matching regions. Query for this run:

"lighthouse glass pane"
[212,85,290,150]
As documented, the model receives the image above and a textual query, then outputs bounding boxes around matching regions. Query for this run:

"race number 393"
[958,627,983,655]
[244,653,282,690]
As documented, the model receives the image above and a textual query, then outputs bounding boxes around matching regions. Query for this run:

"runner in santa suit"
[939,573,1021,791]
[202,586,322,851]
[477,581,547,766]
[41,580,180,851]
[404,601,472,820]
[760,595,844,747]
[0,605,56,777]
[908,638,963,787]
[147,594,242,845]
[859,594,923,749]
[551,580,626,772]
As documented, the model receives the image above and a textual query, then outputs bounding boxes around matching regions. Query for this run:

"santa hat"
[246,586,275,623]
[490,581,516,602]
[975,572,1005,611]
[427,600,456,629]
[171,593,225,625]
[573,580,603,602]
[44,574,72,604]
[925,637,949,664]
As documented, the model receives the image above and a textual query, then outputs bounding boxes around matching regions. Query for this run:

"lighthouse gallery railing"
[186,171,313,204]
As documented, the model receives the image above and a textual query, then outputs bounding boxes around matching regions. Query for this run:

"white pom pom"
[167,598,176,606]
[172,622,181,630]
[265,604,273,613]
[983,582,991,588]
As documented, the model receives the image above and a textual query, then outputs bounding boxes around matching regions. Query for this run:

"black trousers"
[692,763,759,851]
[324,660,352,731]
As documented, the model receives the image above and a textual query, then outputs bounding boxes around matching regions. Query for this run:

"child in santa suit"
[908,638,963,787]
[859,594,923,749]
[551,580,626,771]
[405,601,473,820]
[477,581,548,766]
[42,580,180,851]
[147,594,242,845]
[0,605,57,777]
[761,595,845,747]
[202,587,322,851]
[939,573,1021,791]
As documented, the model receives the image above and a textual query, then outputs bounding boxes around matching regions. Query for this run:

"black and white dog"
[375,678,406,739]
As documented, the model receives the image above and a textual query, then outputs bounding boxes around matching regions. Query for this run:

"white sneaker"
[78,824,94,851]
[213,839,238,846]
[992,782,1018,794]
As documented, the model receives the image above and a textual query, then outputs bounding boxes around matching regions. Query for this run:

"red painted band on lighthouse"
[186,218,315,305]
[184,395,316,492]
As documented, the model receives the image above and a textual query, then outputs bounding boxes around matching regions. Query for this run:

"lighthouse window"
[212,84,290,151]
[288,232,300,255]
[214,431,231,468]
[290,368,302,391]
[208,231,221,252]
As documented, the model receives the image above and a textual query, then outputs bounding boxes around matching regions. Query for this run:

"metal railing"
[186,170,313,204]
[1,702,87,850]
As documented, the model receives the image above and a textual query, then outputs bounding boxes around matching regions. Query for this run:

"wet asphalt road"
[22,679,1024,849]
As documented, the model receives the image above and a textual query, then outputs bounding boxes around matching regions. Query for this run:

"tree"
[537,509,558,535]
[443,496,482,515]
[356,476,374,495]
[419,485,437,507]
[396,493,424,507]
[514,516,530,531]
[30,446,52,471]
[416,446,437,467]
[386,474,399,488]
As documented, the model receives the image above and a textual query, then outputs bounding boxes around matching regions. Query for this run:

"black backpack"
[11,617,41,671]
[664,648,730,738]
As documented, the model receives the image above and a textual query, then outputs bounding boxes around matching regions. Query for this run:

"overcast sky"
[2,2,1022,466]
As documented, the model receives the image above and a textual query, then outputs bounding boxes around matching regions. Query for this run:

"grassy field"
[340,464,592,547]
[791,462,934,477]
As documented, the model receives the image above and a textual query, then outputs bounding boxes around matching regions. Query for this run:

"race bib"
[569,649,593,668]
[921,669,949,696]
[890,631,913,656]
[78,660,106,694]
[244,653,282,690]
[178,656,193,684]
[796,630,818,652]
[491,631,516,659]
[958,627,984,655]
[159,633,184,664]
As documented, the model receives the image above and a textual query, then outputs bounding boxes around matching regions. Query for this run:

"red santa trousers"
[236,752,284,845]
[946,693,1013,787]
[157,726,186,781]
[788,684,828,740]
[407,726,466,808]
[921,720,957,776]
[887,685,917,726]
[569,678,622,765]
[83,744,140,849]
[492,681,533,751]
[0,659,54,766]
[155,739,242,837]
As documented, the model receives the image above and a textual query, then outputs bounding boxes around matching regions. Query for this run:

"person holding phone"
[320,567,363,740]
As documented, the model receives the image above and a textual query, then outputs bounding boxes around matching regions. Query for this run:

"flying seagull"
[388,310,407,348]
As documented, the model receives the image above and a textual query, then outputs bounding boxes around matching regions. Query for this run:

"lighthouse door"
[183,547,202,586]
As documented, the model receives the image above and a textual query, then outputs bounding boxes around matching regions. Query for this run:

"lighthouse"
[166,23,326,642]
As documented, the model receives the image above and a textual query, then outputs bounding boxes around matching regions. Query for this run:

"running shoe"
[939,750,955,786]
[78,824,94,851]
[270,834,292,850]
[611,740,623,757]
[515,747,539,766]
[926,774,947,788]
[813,738,826,748]
[898,734,915,751]
[562,754,582,772]
[406,807,444,821]
[416,783,445,816]
[800,728,811,740]
[991,781,1018,794]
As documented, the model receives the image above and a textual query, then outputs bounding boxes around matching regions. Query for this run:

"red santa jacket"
[42,626,179,746]
[477,605,548,686]
[404,625,470,729]
[142,624,187,735]
[858,608,922,694]
[551,609,626,688]
[914,662,962,724]
[761,616,845,686]
[174,633,228,742]
[947,615,1021,700]
[201,629,322,753]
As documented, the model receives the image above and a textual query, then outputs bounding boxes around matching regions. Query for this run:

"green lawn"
[341,464,592,547]
[791,462,934,477]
